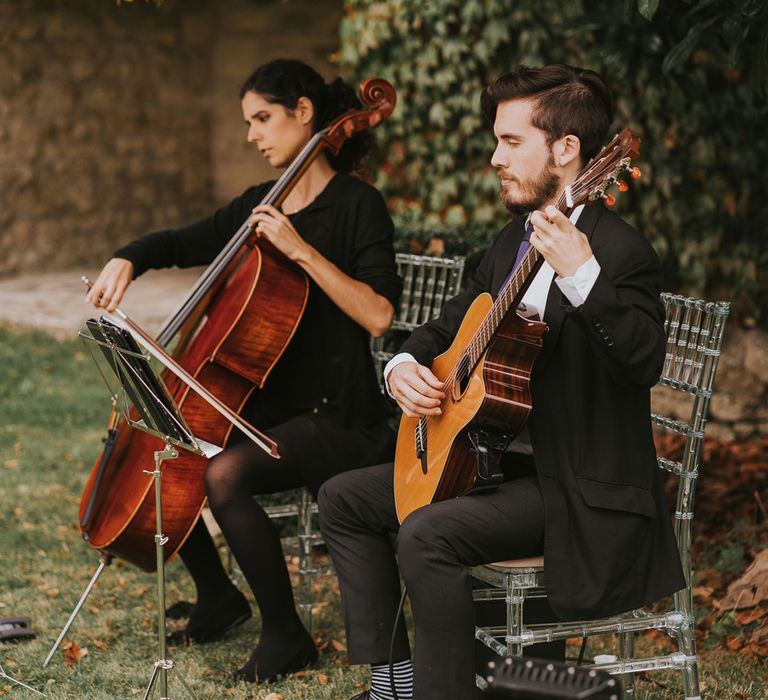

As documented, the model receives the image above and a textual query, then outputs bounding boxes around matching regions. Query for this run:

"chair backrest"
[653,293,731,585]
[371,252,465,385]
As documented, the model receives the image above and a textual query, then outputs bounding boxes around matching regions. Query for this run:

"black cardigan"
[114,172,402,427]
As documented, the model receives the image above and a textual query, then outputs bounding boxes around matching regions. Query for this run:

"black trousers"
[318,457,558,700]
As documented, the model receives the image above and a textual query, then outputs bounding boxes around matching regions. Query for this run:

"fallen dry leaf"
[736,608,765,625]
[717,549,768,610]
[63,641,88,667]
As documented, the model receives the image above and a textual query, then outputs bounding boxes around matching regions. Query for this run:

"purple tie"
[512,222,534,273]
[500,222,534,292]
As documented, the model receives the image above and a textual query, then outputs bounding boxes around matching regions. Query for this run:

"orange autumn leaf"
[737,608,765,625]
[63,641,88,667]
[317,673,329,685]
[331,639,347,651]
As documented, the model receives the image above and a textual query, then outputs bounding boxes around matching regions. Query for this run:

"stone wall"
[652,326,768,441]
[0,0,341,276]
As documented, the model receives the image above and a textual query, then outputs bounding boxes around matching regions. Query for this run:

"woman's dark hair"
[239,59,370,173]
[480,64,613,164]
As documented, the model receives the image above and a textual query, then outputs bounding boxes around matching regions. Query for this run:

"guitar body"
[394,293,547,523]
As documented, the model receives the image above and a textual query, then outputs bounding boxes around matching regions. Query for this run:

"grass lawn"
[0,325,765,699]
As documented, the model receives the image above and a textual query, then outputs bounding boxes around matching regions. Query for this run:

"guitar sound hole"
[453,364,469,401]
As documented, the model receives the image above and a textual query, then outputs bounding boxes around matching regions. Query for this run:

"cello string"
[156,131,328,345]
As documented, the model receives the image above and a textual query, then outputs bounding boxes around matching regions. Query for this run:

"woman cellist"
[86,59,401,683]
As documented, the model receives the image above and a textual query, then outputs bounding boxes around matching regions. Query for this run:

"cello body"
[79,242,308,571]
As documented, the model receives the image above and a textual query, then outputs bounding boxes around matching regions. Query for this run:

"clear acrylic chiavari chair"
[471,293,731,700]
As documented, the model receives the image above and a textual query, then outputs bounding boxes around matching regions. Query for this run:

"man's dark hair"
[480,64,613,164]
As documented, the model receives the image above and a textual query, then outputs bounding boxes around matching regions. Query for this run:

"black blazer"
[400,203,686,621]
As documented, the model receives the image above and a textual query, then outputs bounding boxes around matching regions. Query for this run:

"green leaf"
[662,16,719,74]
[637,0,660,21]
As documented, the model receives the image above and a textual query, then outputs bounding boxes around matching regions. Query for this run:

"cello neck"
[156,132,326,347]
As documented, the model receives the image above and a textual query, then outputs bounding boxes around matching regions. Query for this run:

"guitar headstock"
[564,128,641,210]
[319,78,397,155]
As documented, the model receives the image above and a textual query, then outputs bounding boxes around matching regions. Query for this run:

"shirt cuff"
[383,352,417,398]
[555,255,601,307]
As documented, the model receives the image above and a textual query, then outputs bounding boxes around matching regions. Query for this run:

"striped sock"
[368,659,413,700]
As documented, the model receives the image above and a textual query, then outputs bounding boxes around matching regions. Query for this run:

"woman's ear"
[295,96,315,126]
[553,134,581,168]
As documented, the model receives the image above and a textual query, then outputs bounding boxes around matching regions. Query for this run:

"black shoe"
[230,633,318,683]
[165,600,195,620]
[166,588,250,645]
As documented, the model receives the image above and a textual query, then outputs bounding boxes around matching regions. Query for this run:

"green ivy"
[341,0,768,322]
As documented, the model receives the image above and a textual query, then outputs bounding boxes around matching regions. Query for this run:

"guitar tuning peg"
[630,166,641,180]
[617,181,629,193]
[604,193,617,207]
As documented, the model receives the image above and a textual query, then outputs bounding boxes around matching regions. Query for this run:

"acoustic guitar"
[393,129,641,523]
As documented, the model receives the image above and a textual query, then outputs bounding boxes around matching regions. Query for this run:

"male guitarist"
[318,64,685,700]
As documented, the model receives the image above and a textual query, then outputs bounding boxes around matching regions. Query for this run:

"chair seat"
[485,555,544,571]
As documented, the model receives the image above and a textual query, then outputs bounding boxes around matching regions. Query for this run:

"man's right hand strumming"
[85,258,134,312]
[386,361,445,418]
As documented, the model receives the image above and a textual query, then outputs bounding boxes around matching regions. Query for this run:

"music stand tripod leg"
[141,446,197,700]
[42,552,113,668]
[0,662,46,696]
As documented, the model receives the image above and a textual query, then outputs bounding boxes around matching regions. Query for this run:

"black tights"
[181,438,305,638]
[177,411,394,671]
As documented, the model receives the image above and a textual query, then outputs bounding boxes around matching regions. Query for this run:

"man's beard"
[499,154,560,217]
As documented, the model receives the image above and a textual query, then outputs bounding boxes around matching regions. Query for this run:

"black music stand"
[46,316,212,699]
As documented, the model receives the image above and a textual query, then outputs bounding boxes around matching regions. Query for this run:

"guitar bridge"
[415,417,428,474]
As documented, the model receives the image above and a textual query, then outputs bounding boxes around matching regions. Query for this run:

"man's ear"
[295,96,315,126]
[553,134,581,168]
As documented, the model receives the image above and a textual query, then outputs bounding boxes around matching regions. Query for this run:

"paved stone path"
[0,267,202,339]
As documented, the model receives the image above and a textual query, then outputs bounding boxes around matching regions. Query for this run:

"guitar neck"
[463,244,545,371]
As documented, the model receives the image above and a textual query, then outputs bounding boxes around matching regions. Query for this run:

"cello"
[79,78,397,571]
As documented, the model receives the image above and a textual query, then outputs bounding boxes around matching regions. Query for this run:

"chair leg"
[677,618,701,699]
[296,488,313,632]
[506,575,526,657]
[675,586,702,699]
[619,631,636,698]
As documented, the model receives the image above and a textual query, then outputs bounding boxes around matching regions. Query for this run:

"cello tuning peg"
[617,181,629,193]
[604,193,617,207]
[630,166,641,180]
